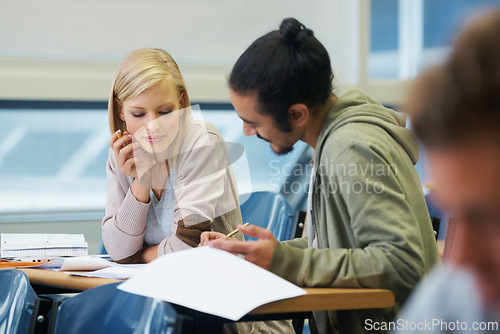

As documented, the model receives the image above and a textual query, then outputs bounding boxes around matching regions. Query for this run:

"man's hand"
[209,224,277,270]
[199,231,231,246]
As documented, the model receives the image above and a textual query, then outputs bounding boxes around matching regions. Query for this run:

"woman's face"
[120,77,183,155]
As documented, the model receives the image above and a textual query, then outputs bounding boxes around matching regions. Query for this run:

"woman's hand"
[110,130,149,202]
[115,245,159,264]
[141,245,160,262]
[109,130,138,179]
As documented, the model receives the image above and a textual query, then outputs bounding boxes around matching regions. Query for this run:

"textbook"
[119,246,306,321]
[0,233,88,259]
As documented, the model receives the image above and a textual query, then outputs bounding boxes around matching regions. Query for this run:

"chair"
[240,192,307,333]
[425,194,445,240]
[98,239,107,255]
[0,269,37,334]
[51,282,181,334]
[239,191,296,242]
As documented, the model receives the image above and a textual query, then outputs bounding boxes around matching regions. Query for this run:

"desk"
[18,268,121,292]
[11,268,394,313]
[4,267,395,333]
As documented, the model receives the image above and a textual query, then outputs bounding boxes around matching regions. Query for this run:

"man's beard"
[256,133,294,155]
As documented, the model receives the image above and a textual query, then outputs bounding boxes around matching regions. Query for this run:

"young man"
[393,11,500,334]
[202,18,439,333]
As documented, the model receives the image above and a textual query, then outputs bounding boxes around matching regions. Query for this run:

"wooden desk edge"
[18,268,121,291]
[250,288,395,315]
[7,268,395,315]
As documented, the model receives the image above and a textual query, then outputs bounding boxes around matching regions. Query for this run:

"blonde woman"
[102,48,294,334]
[102,48,242,263]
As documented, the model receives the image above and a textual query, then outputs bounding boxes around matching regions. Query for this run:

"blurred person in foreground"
[394,10,500,334]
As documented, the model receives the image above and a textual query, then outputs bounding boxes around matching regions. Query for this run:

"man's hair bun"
[279,17,313,41]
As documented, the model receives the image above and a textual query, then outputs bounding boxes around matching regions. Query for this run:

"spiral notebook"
[1,233,88,259]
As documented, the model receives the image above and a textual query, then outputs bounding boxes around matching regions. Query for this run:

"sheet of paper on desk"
[32,256,113,271]
[29,255,143,273]
[118,246,306,321]
[70,265,145,279]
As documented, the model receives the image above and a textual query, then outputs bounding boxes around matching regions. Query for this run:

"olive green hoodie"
[269,88,440,334]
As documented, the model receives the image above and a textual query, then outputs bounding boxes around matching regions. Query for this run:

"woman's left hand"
[142,244,160,262]
[115,245,159,264]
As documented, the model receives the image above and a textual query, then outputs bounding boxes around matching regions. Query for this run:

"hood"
[316,88,419,165]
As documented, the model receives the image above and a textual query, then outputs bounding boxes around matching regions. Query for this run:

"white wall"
[0,0,366,102]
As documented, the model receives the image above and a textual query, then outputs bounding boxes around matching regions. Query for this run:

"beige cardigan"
[102,120,243,261]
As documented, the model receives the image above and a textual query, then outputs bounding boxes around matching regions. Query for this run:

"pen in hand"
[226,222,250,238]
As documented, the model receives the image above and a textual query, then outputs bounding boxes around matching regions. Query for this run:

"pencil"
[226,222,250,238]
[116,130,122,139]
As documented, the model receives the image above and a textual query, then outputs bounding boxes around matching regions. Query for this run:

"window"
[0,106,309,222]
[369,0,499,79]
[368,0,500,194]
[369,0,399,78]
[0,109,109,221]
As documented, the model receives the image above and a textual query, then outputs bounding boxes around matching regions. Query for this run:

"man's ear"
[288,103,309,127]
[115,98,125,122]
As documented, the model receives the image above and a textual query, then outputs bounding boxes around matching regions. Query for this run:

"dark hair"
[229,17,334,132]
[408,11,500,147]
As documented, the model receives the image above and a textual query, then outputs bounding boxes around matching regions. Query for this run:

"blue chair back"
[53,282,179,334]
[425,194,448,240]
[98,239,107,255]
[239,191,296,242]
[0,269,37,334]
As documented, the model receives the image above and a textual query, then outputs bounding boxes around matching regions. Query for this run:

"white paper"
[33,258,65,269]
[1,233,88,258]
[26,255,141,272]
[31,256,112,271]
[118,246,306,321]
[70,265,145,279]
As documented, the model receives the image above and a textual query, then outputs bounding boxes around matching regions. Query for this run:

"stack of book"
[1,233,88,259]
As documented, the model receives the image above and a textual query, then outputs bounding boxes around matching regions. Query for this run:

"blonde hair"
[108,48,191,134]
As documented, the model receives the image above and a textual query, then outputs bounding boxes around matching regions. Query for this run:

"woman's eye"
[159,110,172,115]
[132,113,145,118]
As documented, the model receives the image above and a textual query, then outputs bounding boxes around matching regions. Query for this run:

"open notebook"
[1,233,88,258]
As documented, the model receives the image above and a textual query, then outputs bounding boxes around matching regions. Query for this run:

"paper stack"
[1,233,88,258]
[33,255,145,279]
